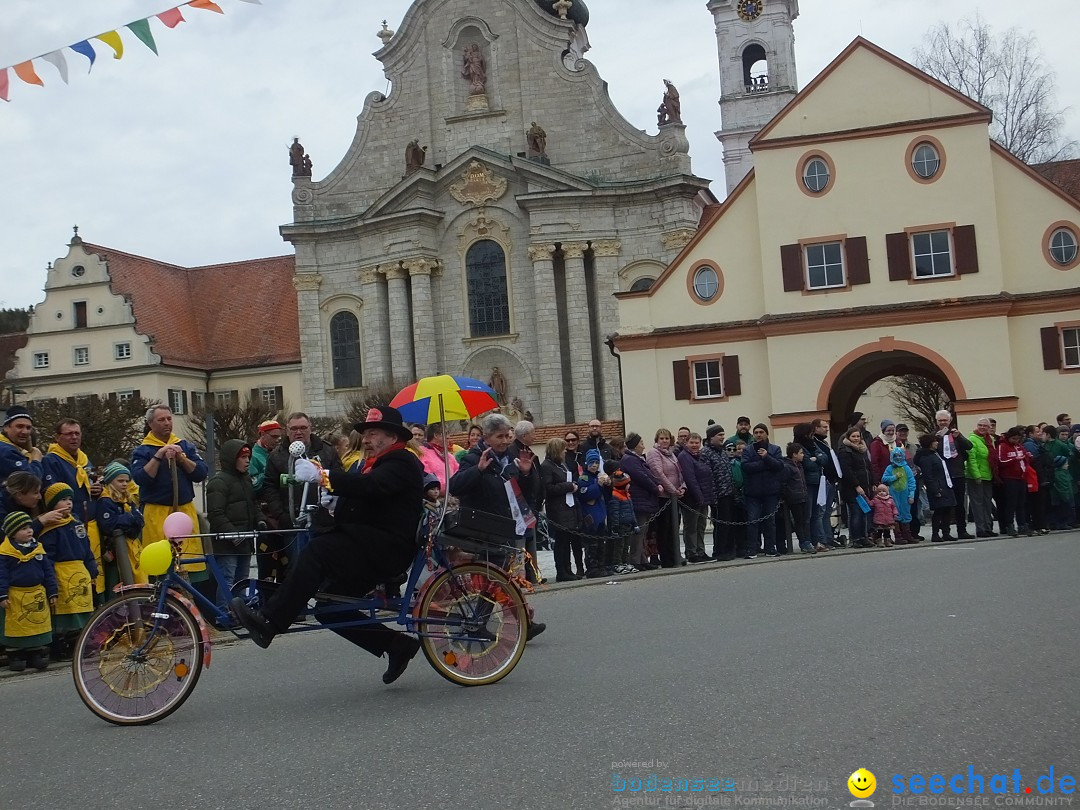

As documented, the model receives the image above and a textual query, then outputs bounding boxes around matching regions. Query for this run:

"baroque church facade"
[283,0,710,426]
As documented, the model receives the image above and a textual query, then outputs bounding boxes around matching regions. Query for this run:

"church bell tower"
[707,0,799,193]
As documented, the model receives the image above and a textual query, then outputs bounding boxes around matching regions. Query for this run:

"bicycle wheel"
[416,563,527,686]
[72,591,204,725]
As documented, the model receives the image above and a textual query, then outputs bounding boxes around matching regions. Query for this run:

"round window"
[802,158,830,193]
[71,265,85,278]
[1049,228,1078,266]
[693,267,719,301]
[911,143,941,179]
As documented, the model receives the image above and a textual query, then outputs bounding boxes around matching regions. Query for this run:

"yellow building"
[614,38,1080,437]
[9,232,303,429]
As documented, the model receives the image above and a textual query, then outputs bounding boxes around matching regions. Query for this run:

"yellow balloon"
[140,540,174,577]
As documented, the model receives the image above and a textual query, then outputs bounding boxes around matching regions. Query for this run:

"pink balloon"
[163,511,194,540]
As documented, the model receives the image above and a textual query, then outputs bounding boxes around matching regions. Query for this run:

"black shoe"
[29,653,49,671]
[8,656,26,672]
[956,531,973,539]
[230,597,275,649]
[383,636,421,684]
[526,621,546,642]
[555,573,580,582]
[743,554,758,560]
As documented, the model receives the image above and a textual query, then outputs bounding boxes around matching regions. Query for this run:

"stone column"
[381,263,415,384]
[292,273,326,413]
[405,258,437,379]
[590,239,623,419]
[529,243,562,425]
[561,241,596,420]
[358,265,389,386]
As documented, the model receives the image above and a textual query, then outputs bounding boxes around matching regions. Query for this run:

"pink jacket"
[646,444,684,498]
[417,444,459,489]
[870,494,899,525]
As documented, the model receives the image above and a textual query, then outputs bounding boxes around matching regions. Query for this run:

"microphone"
[288,441,307,459]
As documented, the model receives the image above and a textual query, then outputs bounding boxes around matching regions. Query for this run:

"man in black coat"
[935,409,973,539]
[257,411,342,581]
[449,412,546,639]
[233,405,425,685]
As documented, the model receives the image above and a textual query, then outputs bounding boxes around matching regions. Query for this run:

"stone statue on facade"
[405,139,427,173]
[657,79,682,126]
[552,0,573,19]
[289,137,311,177]
[489,366,508,405]
[526,122,548,159]
[462,43,487,95]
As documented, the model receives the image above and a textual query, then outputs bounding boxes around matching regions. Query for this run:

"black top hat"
[354,405,412,442]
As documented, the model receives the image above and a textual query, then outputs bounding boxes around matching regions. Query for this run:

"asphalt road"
[2,533,1078,810]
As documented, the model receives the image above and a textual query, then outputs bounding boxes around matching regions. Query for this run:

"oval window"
[693,267,719,301]
[802,158,830,193]
[1049,228,1078,266]
[911,143,941,179]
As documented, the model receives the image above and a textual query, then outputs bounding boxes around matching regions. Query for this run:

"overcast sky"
[1,0,1077,312]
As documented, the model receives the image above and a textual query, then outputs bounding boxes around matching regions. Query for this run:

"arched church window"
[466,240,511,337]
[329,311,362,388]
[629,277,655,292]
[741,43,769,92]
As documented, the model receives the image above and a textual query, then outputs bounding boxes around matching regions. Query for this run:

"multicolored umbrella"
[390,375,500,424]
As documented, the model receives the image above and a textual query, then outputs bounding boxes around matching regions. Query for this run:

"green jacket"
[249,443,271,490]
[206,439,259,553]
[964,433,993,481]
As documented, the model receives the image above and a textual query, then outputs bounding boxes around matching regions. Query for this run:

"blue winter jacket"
[130,439,208,506]
[741,442,784,498]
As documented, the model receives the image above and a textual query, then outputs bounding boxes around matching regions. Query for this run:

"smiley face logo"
[848,768,877,798]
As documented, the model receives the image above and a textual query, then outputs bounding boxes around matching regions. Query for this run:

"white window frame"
[114,342,132,361]
[33,352,49,369]
[802,158,830,193]
[1063,327,1080,369]
[692,267,719,301]
[692,359,724,400]
[805,241,846,290]
[116,390,134,403]
[191,391,206,410]
[168,388,186,415]
[911,229,954,279]
[73,346,90,366]
[911,143,941,179]
[214,391,233,405]
[1049,228,1078,266]
[259,387,279,408]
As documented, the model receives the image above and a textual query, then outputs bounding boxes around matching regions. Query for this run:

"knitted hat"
[2,405,32,426]
[422,473,440,491]
[880,419,895,430]
[44,482,74,509]
[585,449,603,466]
[101,462,130,485]
[258,420,283,434]
[626,432,642,452]
[3,511,32,540]
[753,423,769,434]
[706,424,725,440]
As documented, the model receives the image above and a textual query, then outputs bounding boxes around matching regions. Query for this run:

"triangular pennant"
[126,19,159,55]
[95,31,124,60]
[188,0,225,13]
[41,50,69,84]
[157,7,186,28]
[0,68,9,102]
[70,40,97,70]
[13,61,44,87]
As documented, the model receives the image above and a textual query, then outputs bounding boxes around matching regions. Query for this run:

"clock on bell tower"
[707,0,800,193]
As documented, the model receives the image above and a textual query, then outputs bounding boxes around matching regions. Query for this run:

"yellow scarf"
[0,433,30,459]
[0,537,43,562]
[46,443,91,493]
[36,513,74,538]
[341,449,365,471]
[142,432,181,448]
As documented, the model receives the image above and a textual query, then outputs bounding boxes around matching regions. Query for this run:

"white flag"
[41,50,69,84]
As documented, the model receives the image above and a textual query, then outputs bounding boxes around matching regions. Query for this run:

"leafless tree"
[187,394,286,456]
[30,394,154,468]
[914,14,1076,163]
[884,375,950,437]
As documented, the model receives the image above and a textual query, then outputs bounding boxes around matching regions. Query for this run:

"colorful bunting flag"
[126,19,158,55]
[95,31,124,60]
[41,51,69,84]
[0,68,9,102]
[188,0,225,13]
[13,61,44,87]
[157,8,186,29]
[69,40,97,70]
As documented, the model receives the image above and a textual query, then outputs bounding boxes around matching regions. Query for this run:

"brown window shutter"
[953,225,979,275]
[132,389,141,401]
[780,244,804,292]
[886,233,911,281]
[721,355,741,396]
[229,390,239,404]
[274,386,284,407]
[672,360,691,401]
[182,390,189,412]
[250,388,260,404]
[845,237,870,285]
[1041,327,1062,370]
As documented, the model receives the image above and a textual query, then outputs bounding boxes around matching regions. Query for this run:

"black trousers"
[263,528,414,658]
[656,498,679,567]
[951,476,968,534]
[711,495,737,560]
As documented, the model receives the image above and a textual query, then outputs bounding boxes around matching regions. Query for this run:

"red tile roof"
[83,243,298,370]
[0,331,28,381]
[1034,159,1080,200]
